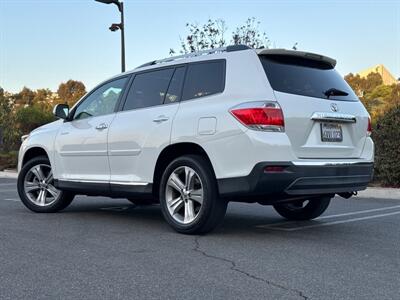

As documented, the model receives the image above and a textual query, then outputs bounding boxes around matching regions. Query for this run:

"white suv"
[17,45,374,234]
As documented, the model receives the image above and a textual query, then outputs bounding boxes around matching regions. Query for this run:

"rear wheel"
[273,196,331,220]
[17,156,74,213]
[159,155,227,234]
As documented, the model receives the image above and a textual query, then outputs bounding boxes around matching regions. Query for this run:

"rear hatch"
[259,52,369,159]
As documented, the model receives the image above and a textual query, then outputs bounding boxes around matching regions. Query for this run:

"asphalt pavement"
[0,177,399,300]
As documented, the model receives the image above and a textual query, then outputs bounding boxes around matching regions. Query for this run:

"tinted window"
[165,67,186,104]
[260,55,358,101]
[73,77,127,120]
[182,61,225,101]
[124,68,174,111]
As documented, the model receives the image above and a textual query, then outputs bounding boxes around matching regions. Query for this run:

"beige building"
[357,64,398,85]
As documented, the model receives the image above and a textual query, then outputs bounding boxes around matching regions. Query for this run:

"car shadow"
[58,200,304,236]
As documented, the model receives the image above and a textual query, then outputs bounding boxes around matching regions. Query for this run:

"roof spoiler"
[256,48,337,68]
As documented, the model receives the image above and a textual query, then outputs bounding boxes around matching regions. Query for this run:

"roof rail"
[136,44,251,69]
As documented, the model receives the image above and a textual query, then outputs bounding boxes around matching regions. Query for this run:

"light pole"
[95,0,126,73]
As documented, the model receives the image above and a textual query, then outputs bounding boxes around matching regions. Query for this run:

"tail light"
[367,117,372,136]
[230,101,285,132]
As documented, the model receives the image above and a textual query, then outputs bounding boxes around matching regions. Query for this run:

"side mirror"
[53,104,69,120]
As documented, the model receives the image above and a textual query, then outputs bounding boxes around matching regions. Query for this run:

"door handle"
[95,123,108,130]
[153,115,169,123]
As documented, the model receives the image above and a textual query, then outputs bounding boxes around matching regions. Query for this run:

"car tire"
[273,196,331,220]
[17,156,74,213]
[159,154,227,234]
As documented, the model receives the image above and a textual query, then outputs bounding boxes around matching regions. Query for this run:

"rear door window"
[260,55,358,101]
[165,67,186,104]
[182,60,225,101]
[123,68,174,111]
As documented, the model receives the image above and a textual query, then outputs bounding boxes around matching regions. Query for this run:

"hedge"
[373,105,400,187]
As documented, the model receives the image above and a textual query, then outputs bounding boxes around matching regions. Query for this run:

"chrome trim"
[58,179,107,184]
[58,178,149,186]
[108,149,141,156]
[292,161,373,166]
[59,150,108,157]
[110,181,148,186]
[311,112,356,123]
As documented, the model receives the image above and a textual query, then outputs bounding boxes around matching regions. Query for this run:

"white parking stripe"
[0,183,16,187]
[0,189,17,192]
[269,211,400,231]
[318,205,400,219]
[259,205,400,229]
[3,198,19,202]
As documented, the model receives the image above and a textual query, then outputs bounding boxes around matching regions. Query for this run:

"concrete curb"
[356,187,400,200]
[0,171,18,179]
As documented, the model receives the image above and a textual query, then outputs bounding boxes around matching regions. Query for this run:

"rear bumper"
[217,161,373,202]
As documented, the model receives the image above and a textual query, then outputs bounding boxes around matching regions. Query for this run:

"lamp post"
[95,0,125,73]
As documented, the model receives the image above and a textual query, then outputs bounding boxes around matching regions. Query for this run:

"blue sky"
[1,0,399,93]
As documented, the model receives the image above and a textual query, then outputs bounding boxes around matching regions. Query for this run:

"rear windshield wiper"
[324,88,349,99]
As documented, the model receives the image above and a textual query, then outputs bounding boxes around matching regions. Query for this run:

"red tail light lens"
[264,166,286,173]
[367,117,372,136]
[230,102,285,132]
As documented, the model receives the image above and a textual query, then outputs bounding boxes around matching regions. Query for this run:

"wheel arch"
[22,147,50,167]
[152,142,216,196]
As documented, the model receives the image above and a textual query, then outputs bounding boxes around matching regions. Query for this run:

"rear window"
[182,60,225,101]
[260,55,358,101]
[123,68,174,111]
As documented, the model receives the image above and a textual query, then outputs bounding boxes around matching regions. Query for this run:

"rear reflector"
[367,117,372,136]
[230,102,285,132]
[264,166,286,173]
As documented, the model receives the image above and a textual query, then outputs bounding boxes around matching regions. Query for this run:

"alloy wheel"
[24,164,60,207]
[165,166,204,224]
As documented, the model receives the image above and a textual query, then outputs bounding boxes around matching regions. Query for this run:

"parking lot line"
[318,204,400,219]
[270,210,400,231]
[258,204,400,230]
[3,198,19,202]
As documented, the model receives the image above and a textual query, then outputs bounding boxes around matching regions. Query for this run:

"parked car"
[17,45,374,234]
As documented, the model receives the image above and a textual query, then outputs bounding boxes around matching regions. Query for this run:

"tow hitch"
[339,191,358,199]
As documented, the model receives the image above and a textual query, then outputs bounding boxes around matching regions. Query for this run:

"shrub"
[0,151,18,171]
[373,105,400,187]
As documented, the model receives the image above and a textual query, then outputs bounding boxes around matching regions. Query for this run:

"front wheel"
[159,155,227,234]
[17,156,74,213]
[273,196,331,220]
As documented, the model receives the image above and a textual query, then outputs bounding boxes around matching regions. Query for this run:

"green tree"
[14,86,35,106]
[389,84,400,107]
[344,72,390,120]
[345,72,383,97]
[32,88,54,112]
[57,80,86,107]
[0,87,19,151]
[15,105,54,135]
[170,17,276,55]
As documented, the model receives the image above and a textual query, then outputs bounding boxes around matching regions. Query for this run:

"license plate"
[321,123,343,142]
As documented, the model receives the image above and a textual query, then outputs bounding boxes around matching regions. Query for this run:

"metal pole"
[120,2,125,73]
